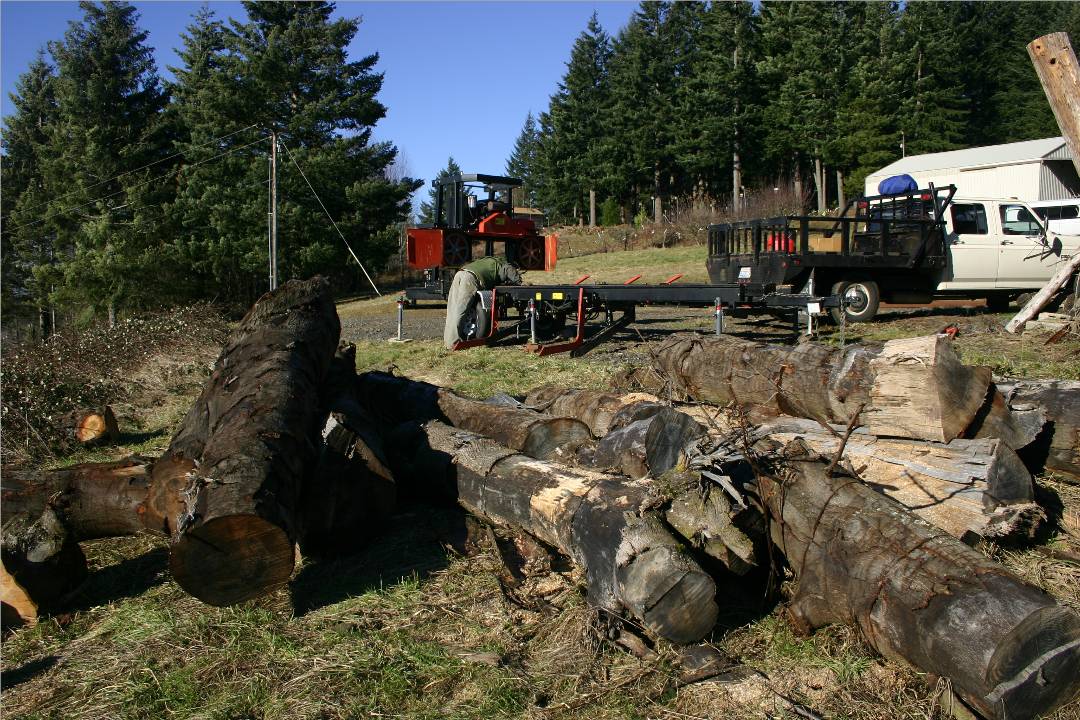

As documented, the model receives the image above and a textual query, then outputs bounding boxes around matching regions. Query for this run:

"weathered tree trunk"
[758,418,1040,542]
[981,379,1079,482]
[149,278,340,606]
[1,457,154,625]
[54,406,119,447]
[587,407,706,479]
[758,443,1080,720]
[395,420,721,644]
[645,333,991,442]
[525,386,661,436]
[356,372,593,461]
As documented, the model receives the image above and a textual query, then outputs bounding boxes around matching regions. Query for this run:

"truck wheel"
[830,279,880,324]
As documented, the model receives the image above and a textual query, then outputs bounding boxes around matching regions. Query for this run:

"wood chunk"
[524,386,661,436]
[590,407,706,479]
[55,406,119,446]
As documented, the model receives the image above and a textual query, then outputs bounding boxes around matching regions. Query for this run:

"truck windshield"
[999,204,1044,235]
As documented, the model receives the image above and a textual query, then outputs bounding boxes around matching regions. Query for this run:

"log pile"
[3,287,1079,719]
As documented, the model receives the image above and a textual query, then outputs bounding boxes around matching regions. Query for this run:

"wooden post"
[589,190,596,227]
[1028,33,1080,179]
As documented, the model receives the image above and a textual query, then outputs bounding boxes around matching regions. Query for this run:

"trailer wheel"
[460,295,490,341]
[830,279,880,324]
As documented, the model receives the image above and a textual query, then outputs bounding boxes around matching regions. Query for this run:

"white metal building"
[864,137,1080,200]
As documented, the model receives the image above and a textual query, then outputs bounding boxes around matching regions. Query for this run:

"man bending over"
[443,256,523,349]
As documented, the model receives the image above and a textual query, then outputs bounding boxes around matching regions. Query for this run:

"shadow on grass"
[290,505,468,616]
[62,546,169,614]
[0,655,59,689]
[115,429,170,446]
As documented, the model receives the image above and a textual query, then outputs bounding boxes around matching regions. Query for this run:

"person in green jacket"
[443,256,523,349]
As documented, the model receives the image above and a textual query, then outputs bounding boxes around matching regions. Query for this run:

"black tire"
[459,294,490,341]
[829,279,880,324]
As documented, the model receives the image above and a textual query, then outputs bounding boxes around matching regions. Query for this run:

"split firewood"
[1,456,154,624]
[391,420,722,644]
[757,417,1042,542]
[524,386,661,436]
[356,372,592,461]
[757,441,1080,720]
[146,277,341,606]
[54,406,119,446]
[644,333,992,443]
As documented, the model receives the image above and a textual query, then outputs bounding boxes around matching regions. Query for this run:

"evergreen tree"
[537,12,612,222]
[418,155,462,225]
[1,54,59,325]
[505,112,541,207]
[42,1,172,322]
[169,1,419,300]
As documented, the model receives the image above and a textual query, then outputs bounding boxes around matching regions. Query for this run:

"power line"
[8,135,270,232]
[2,123,261,222]
[279,140,382,297]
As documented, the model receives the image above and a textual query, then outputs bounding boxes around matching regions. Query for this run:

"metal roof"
[870,137,1070,177]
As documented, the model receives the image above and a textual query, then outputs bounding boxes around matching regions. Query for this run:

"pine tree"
[418,156,462,225]
[169,1,420,300]
[505,112,541,207]
[537,12,612,222]
[1,53,59,326]
[42,1,172,322]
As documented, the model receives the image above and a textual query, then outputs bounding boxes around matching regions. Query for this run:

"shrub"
[599,197,621,226]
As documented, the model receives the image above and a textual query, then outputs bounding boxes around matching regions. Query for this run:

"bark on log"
[646,334,991,443]
[149,277,340,606]
[54,406,119,446]
[983,379,1080,482]
[524,386,662,436]
[758,443,1080,720]
[758,418,1041,542]
[588,407,706,479]
[398,420,721,644]
[356,372,593,461]
[0,457,154,624]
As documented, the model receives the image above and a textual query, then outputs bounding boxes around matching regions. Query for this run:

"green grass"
[352,339,622,398]
[539,244,709,285]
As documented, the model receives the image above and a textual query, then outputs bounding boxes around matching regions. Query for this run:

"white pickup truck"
[936,197,1079,310]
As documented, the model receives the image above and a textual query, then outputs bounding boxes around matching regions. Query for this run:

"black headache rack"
[706,184,957,287]
[450,280,843,357]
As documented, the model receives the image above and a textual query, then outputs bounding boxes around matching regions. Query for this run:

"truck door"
[941,202,997,289]
[995,203,1059,287]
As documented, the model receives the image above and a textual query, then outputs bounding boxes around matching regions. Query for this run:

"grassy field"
[3,274,1080,720]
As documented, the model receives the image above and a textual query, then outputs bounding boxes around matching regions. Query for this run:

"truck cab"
[938,197,1079,294]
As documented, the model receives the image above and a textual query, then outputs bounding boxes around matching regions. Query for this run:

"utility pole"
[269,130,279,291]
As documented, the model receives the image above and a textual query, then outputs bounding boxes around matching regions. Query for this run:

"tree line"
[2,1,419,331]
[504,1,1080,225]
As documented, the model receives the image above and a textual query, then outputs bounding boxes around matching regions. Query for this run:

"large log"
[646,333,991,443]
[758,442,1080,720]
[588,407,706,479]
[983,379,1080,482]
[758,417,1041,542]
[1,457,154,624]
[525,386,662,436]
[355,372,592,461]
[149,278,340,606]
[396,420,721,644]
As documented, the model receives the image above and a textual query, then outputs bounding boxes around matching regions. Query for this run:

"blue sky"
[1,1,637,204]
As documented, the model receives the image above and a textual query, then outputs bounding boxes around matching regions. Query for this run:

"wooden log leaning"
[1,457,154,625]
[758,444,1080,720]
[356,372,593,461]
[54,406,120,447]
[403,420,720,644]
[759,418,1041,542]
[646,333,991,443]
[148,277,341,606]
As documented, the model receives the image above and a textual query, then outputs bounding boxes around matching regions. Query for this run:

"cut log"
[758,417,1040,542]
[0,456,154,625]
[524,386,661,436]
[588,407,706,479]
[990,379,1079,482]
[356,372,593,461]
[758,443,1080,720]
[54,406,119,446]
[151,277,340,606]
[646,333,991,443]
[399,420,721,644]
